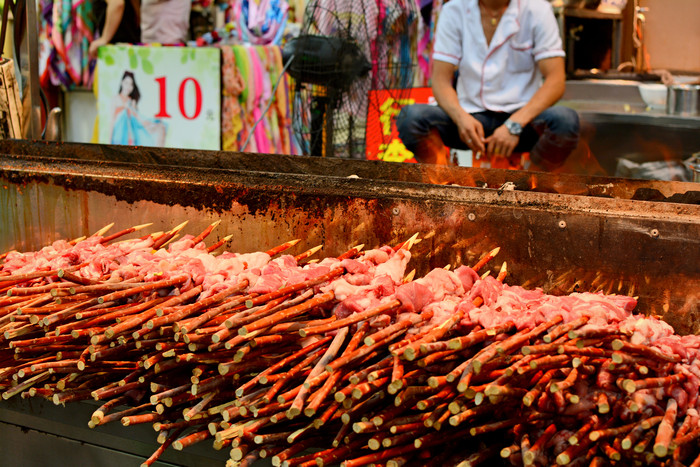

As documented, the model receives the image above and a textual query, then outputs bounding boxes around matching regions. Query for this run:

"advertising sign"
[365,87,440,163]
[97,46,221,150]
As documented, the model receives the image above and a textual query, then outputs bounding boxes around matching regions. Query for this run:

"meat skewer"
[1,226,699,467]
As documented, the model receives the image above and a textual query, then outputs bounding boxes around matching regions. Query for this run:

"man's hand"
[432,60,488,155]
[456,111,486,154]
[485,124,519,158]
[89,37,108,61]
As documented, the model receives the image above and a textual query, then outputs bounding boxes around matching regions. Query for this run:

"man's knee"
[396,105,423,137]
[540,106,580,136]
[397,104,437,153]
[530,106,581,169]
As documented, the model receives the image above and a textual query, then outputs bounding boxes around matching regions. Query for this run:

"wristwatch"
[504,119,523,136]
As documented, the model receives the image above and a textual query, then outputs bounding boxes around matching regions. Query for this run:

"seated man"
[397,0,580,169]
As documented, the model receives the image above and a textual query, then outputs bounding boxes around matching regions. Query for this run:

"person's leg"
[397,104,468,156]
[469,111,507,138]
[517,106,580,169]
[396,106,510,163]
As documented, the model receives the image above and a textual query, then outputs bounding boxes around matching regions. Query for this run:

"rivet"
[392,207,400,216]
[650,229,659,238]
[558,220,567,229]
[467,213,476,222]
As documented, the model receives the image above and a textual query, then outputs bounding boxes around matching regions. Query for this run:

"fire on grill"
[1,222,699,467]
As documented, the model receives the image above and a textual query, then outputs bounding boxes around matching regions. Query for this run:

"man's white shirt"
[432,0,565,113]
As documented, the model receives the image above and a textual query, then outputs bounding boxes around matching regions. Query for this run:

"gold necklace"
[479,1,507,26]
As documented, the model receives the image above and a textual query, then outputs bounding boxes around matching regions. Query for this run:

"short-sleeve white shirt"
[433,0,564,113]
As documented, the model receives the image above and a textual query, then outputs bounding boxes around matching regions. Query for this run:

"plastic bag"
[615,157,693,182]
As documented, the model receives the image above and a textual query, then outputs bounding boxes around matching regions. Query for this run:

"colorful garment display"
[228,0,289,46]
[427,0,445,85]
[221,45,300,154]
[39,0,95,89]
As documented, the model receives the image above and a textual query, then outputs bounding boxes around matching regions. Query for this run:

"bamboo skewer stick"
[207,235,233,253]
[288,326,349,419]
[2,231,700,467]
[100,223,152,244]
[266,239,301,257]
[300,300,401,338]
[191,220,221,246]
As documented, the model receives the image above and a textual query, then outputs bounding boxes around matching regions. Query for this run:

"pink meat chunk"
[395,282,433,314]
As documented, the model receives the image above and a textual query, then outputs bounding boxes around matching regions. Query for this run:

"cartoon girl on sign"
[110,71,167,146]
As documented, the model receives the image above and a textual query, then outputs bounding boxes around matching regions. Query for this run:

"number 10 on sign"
[155,76,203,120]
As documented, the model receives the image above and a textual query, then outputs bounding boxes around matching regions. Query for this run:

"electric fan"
[283,0,419,159]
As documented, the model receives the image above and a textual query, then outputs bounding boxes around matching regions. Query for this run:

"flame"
[529,174,537,190]
[419,129,455,186]
[456,171,478,189]
[416,130,452,171]
[544,140,606,177]
[473,152,527,171]
[633,140,678,163]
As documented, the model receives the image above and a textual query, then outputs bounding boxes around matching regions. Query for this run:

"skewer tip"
[308,245,323,254]
[400,232,421,251]
[92,223,115,237]
[159,234,181,249]
[133,222,154,231]
[169,221,189,234]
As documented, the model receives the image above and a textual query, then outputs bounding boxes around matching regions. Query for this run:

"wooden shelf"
[564,7,623,20]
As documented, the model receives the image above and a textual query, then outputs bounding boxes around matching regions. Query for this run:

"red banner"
[365,87,438,163]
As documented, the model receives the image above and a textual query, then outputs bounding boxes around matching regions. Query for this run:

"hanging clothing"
[228,0,288,46]
[39,0,97,89]
[221,44,299,154]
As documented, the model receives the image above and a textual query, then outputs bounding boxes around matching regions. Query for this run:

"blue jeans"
[396,104,580,169]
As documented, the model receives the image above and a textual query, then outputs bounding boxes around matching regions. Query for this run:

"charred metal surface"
[1,152,699,335]
[1,140,698,202]
[0,397,227,466]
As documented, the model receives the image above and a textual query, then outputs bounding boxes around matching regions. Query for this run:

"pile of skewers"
[1,222,699,467]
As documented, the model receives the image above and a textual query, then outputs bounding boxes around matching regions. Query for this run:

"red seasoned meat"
[333,294,383,319]
[454,265,480,291]
[469,276,504,306]
[415,268,465,301]
[395,282,433,314]
[362,247,391,265]
[340,258,370,275]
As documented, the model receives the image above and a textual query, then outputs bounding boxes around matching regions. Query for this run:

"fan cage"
[290,0,420,159]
